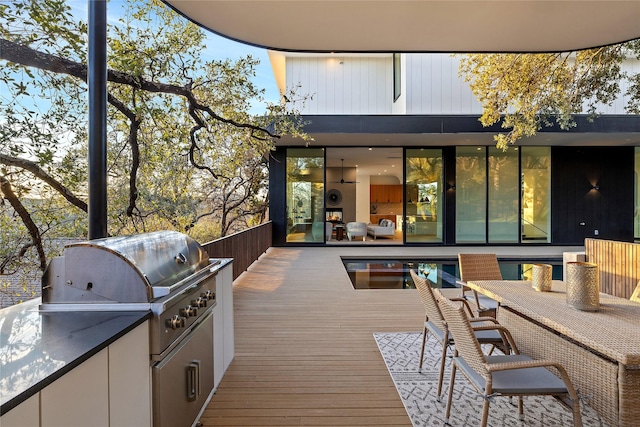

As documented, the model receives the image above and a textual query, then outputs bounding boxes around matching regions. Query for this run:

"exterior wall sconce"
[591,184,600,190]
[447,183,456,190]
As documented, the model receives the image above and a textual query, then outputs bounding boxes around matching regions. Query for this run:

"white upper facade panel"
[285,54,394,115]
[405,54,482,115]
[272,52,639,116]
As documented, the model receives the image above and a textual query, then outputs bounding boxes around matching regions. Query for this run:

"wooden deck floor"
[199,245,580,426]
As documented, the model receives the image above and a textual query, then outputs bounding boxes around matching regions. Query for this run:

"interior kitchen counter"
[0,298,151,415]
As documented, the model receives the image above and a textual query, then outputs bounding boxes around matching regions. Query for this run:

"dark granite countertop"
[0,298,150,415]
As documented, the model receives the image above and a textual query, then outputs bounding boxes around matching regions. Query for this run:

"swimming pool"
[342,258,563,290]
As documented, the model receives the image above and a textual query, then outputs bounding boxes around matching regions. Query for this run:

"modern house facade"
[268,52,640,247]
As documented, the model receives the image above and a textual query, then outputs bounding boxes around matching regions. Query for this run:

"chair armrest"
[470,324,519,354]
[469,316,500,324]
[487,359,563,372]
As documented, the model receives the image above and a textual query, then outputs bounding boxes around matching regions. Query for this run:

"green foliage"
[458,42,638,149]
[0,0,309,306]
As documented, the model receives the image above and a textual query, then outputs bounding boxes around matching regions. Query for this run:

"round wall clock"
[327,189,342,206]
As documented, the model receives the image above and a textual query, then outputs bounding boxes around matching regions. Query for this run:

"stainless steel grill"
[42,230,211,302]
[40,230,228,427]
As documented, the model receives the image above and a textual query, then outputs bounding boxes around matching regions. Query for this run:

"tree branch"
[0,154,88,212]
[0,175,47,271]
[107,92,141,216]
[0,38,281,139]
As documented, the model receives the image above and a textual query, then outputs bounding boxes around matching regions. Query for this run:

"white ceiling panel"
[163,1,640,53]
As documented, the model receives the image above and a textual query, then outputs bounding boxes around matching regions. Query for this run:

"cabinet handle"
[186,360,201,401]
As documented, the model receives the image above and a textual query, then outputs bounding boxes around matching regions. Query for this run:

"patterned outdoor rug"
[373,332,609,427]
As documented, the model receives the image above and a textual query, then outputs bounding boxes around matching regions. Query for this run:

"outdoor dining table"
[466,279,640,427]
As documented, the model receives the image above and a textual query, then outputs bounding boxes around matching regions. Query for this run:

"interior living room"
[326,147,403,244]
[285,146,404,244]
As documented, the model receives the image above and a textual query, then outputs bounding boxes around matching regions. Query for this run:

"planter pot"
[532,264,553,292]
[565,262,599,311]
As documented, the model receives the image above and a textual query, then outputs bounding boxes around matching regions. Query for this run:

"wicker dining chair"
[409,269,511,399]
[457,253,502,317]
[433,288,582,427]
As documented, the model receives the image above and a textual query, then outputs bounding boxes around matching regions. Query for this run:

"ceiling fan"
[332,159,359,184]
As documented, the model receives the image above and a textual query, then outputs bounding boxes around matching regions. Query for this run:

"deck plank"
[200,245,575,426]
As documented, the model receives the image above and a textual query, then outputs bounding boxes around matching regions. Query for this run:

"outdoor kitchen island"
[0,301,152,426]
[0,233,235,427]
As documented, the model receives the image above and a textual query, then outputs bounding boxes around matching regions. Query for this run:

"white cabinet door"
[1,393,39,427]
[220,263,235,372]
[109,321,151,427]
[213,262,234,390]
[4,320,149,427]
[41,348,109,427]
[213,296,224,389]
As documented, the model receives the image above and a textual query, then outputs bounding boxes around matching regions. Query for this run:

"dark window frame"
[393,53,401,102]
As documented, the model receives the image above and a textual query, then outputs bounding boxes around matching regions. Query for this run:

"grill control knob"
[191,297,207,308]
[180,305,197,318]
[166,315,186,330]
[201,290,215,300]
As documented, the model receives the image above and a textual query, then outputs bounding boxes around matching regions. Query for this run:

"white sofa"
[367,219,395,239]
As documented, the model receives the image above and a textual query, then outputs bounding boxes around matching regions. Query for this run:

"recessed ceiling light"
[368,147,372,150]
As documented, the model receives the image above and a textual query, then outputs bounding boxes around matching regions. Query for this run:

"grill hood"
[42,231,211,304]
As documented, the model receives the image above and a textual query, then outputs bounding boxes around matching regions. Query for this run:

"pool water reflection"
[342,258,562,290]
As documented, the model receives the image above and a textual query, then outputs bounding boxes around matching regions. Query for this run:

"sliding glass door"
[488,146,519,243]
[285,148,325,243]
[406,149,443,243]
[456,147,486,243]
[521,147,551,243]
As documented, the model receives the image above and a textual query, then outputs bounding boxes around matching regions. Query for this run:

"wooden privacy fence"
[202,222,272,280]
[585,238,640,299]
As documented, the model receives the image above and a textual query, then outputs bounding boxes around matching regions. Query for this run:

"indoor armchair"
[345,222,367,241]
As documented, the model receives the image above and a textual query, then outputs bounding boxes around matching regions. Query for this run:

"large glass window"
[286,148,325,243]
[456,147,487,243]
[488,147,519,243]
[521,147,551,243]
[405,149,443,243]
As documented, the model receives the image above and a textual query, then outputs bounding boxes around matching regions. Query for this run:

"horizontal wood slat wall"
[203,222,272,280]
[585,238,640,299]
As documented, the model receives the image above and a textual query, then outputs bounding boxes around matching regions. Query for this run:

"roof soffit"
[162,1,640,53]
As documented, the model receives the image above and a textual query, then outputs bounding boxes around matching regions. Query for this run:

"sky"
[68,0,280,113]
